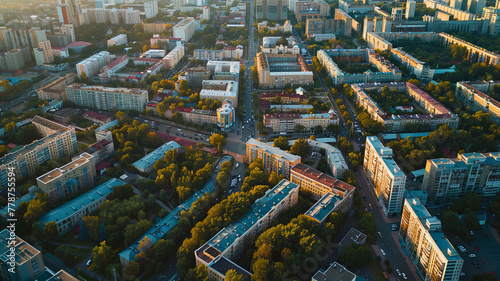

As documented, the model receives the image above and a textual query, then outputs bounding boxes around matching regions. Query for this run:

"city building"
[338,228,367,254]
[291,163,355,222]
[217,99,235,131]
[0,116,77,188]
[195,180,299,280]
[51,46,69,58]
[263,111,339,133]
[164,107,217,126]
[307,139,348,178]
[391,7,403,20]
[107,34,127,47]
[162,46,185,68]
[203,6,211,20]
[57,0,83,27]
[83,110,112,125]
[39,178,126,235]
[144,0,159,18]
[200,80,239,106]
[76,51,111,77]
[0,49,26,71]
[65,84,148,111]
[268,104,313,113]
[36,153,96,203]
[46,108,78,124]
[390,48,434,81]
[406,0,416,19]
[455,81,500,124]
[256,0,288,20]
[255,52,313,88]
[259,89,308,104]
[466,0,485,14]
[132,141,182,173]
[75,139,114,164]
[261,36,300,54]
[144,23,169,34]
[179,67,211,88]
[257,20,293,33]
[81,8,141,25]
[422,152,500,203]
[246,138,301,178]
[206,60,240,81]
[364,136,406,217]
[312,262,357,281]
[423,0,475,21]
[483,7,500,36]
[194,49,223,60]
[173,19,196,42]
[37,73,76,100]
[294,0,331,22]
[352,82,459,132]
[400,198,464,281]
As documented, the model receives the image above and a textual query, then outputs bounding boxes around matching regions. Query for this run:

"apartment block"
[65,84,148,111]
[255,52,313,88]
[455,81,500,124]
[200,80,239,106]
[307,139,348,178]
[162,46,185,68]
[180,67,211,88]
[39,178,125,235]
[195,180,299,280]
[107,34,127,47]
[217,99,235,130]
[76,51,111,77]
[246,138,301,179]
[173,19,196,42]
[406,0,416,18]
[143,23,169,34]
[0,229,44,281]
[256,0,288,20]
[364,136,406,217]
[144,0,159,18]
[291,164,355,223]
[37,153,96,203]
[294,0,331,22]
[263,111,339,133]
[262,36,300,54]
[194,49,223,60]
[400,198,464,281]
[0,49,25,71]
[0,116,77,188]
[422,152,500,203]
[132,141,182,173]
[390,48,434,81]
[75,139,114,164]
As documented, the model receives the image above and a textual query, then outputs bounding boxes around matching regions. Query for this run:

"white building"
[162,46,185,68]
[364,136,406,217]
[76,51,111,77]
[203,6,210,20]
[65,84,148,111]
[200,80,239,106]
[52,47,70,58]
[173,19,196,42]
[144,0,159,18]
[107,34,128,47]
[405,0,416,19]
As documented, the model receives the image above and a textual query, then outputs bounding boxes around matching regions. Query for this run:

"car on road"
[402,273,407,280]
[468,254,476,258]
[396,269,401,276]
[473,262,482,268]
[460,272,466,277]
[362,194,366,201]
[369,204,372,210]
[86,259,92,266]
[378,232,382,238]
[235,163,239,168]
[380,249,385,256]
[458,246,466,252]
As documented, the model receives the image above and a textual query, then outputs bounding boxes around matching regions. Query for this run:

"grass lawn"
[369,259,388,281]
[58,230,98,248]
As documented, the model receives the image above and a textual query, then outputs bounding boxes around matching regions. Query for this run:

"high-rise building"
[57,0,83,27]
[400,198,464,281]
[76,50,110,77]
[0,49,25,70]
[65,84,149,111]
[256,0,288,21]
[0,116,78,188]
[203,6,211,20]
[217,99,235,130]
[173,19,196,42]
[246,138,301,178]
[37,153,96,203]
[144,0,159,18]
[450,0,463,9]
[422,152,500,203]
[467,0,485,14]
[96,0,104,9]
[364,136,406,217]
[0,229,44,281]
[391,7,403,20]
[483,7,500,36]
[405,0,416,19]
[38,40,54,63]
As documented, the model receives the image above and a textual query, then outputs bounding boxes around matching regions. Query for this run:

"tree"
[294,124,305,133]
[290,138,310,158]
[78,219,89,240]
[268,171,283,186]
[42,222,58,241]
[179,80,190,92]
[309,135,316,140]
[273,136,289,150]
[83,215,100,242]
[123,260,140,281]
[226,269,244,281]
[464,211,480,231]
[257,122,266,133]
[92,241,114,269]
[209,134,226,154]
[442,211,462,234]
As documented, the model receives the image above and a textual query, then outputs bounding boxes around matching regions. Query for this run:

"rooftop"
[209,256,252,280]
[39,178,126,226]
[338,228,367,248]
[305,192,343,223]
[66,84,148,95]
[132,141,182,170]
[367,136,405,177]
[312,262,356,281]
[83,111,111,123]
[291,163,355,195]
[247,138,301,162]
[67,41,91,48]
[37,153,93,184]
[0,229,40,265]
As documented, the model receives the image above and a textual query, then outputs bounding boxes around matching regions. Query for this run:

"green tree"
[209,133,226,153]
[42,221,58,240]
[179,80,190,92]
[268,171,283,187]
[226,269,244,281]
[92,241,114,269]
[442,211,462,234]
[123,260,140,281]
[290,138,309,158]
[273,136,289,150]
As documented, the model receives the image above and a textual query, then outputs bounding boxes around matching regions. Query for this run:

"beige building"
[37,152,96,203]
[37,73,76,100]
[200,80,238,106]
[142,22,169,34]
[263,111,339,133]
[255,52,313,89]
[246,138,301,179]
[65,84,148,111]
[162,46,185,68]
[400,198,464,281]
[456,81,500,124]
[364,136,406,217]
[165,107,217,125]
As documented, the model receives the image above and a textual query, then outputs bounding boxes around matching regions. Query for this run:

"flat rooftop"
[132,141,181,170]
[312,262,356,281]
[37,153,93,184]
[305,192,343,223]
[291,163,355,195]
[66,84,148,95]
[246,138,301,162]
[0,229,40,265]
[209,256,252,280]
[339,228,367,248]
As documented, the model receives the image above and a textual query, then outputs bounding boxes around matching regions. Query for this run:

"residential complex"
[364,136,406,217]
[307,139,348,178]
[255,52,313,88]
[294,0,331,22]
[36,152,96,203]
[165,107,217,126]
[246,138,301,179]
[400,198,464,281]
[390,48,434,82]
[206,60,240,81]
[195,180,299,280]
[263,111,339,133]
[162,46,185,68]
[261,36,300,54]
[317,48,402,85]
[0,116,77,188]
[173,19,196,42]
[74,139,114,165]
[107,34,127,47]
[291,163,355,223]
[352,82,459,132]
[455,81,500,124]
[255,0,288,20]
[132,141,183,173]
[200,80,239,106]
[36,73,76,100]
[76,51,111,77]
[39,178,126,235]
[312,262,357,281]
[217,99,235,131]
[422,152,500,203]
[65,84,148,111]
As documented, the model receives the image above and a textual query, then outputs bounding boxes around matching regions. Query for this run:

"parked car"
[402,273,407,280]
[86,260,92,266]
[396,269,401,276]
[468,254,476,258]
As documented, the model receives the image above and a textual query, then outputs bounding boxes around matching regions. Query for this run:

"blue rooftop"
[0,186,38,217]
[305,192,343,224]
[95,119,119,132]
[132,141,182,170]
[39,178,126,227]
[119,170,219,262]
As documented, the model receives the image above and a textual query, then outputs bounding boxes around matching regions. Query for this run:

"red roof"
[67,41,91,48]
[154,131,197,148]
[134,58,161,62]
[106,55,129,69]
[175,107,193,113]
[83,111,111,122]
[96,161,112,171]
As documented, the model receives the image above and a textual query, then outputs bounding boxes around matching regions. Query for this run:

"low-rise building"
[65,84,148,111]
[390,48,434,81]
[39,178,126,235]
[36,153,96,203]
[312,262,357,281]
[45,108,78,123]
[200,80,238,106]
[307,139,348,178]
[246,138,301,179]
[263,111,339,133]
[255,52,313,88]
[165,107,217,126]
[217,99,235,131]
[132,141,182,173]
[261,36,300,54]
[338,228,367,254]
[74,139,114,164]
[83,110,112,125]
[193,49,223,60]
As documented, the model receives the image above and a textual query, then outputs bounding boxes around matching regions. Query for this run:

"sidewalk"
[390,231,420,281]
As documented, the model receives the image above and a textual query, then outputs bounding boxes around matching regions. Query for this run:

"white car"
[468,254,476,258]
[380,249,385,256]
[402,273,407,280]
[396,269,401,276]
[86,259,92,266]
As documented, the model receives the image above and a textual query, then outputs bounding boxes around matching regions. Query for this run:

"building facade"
[364,136,406,217]
[173,19,196,42]
[256,0,288,20]
[65,84,148,111]
[132,141,182,173]
[162,46,185,68]
[246,138,301,179]
[217,99,235,131]
[107,34,127,47]
[255,52,313,88]
[263,111,339,133]
[455,81,500,124]
[37,73,76,100]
